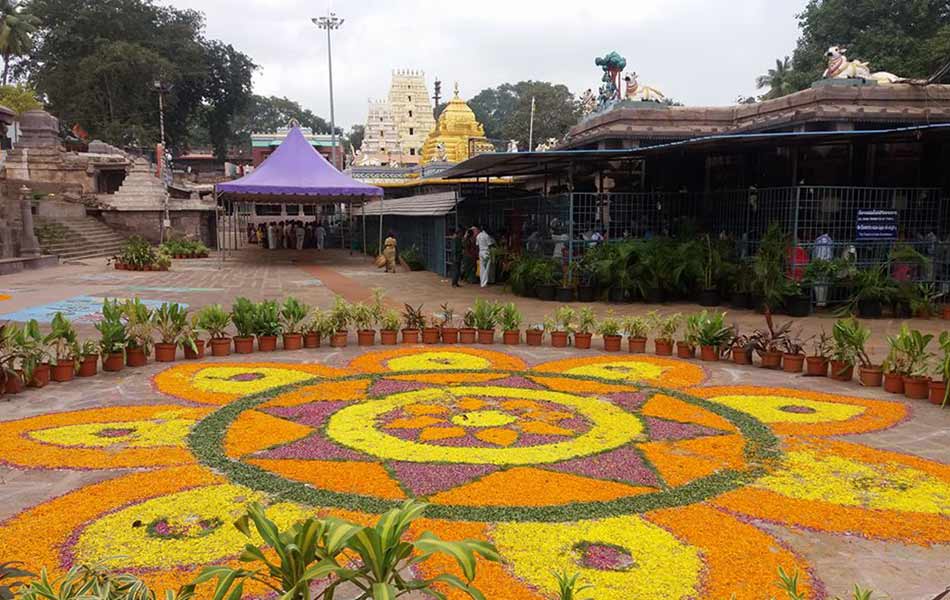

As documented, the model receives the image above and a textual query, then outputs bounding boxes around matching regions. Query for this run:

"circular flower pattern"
[1,349,946,600]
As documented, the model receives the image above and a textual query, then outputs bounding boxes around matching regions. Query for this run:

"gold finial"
[453,81,459,97]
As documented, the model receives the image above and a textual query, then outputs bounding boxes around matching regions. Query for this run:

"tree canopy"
[757,0,950,97]
[0,82,39,113]
[19,0,257,157]
[467,81,579,150]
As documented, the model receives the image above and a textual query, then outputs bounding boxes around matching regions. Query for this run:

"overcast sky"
[162,0,808,130]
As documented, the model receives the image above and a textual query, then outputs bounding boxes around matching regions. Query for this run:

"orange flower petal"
[639,434,747,487]
[474,427,519,446]
[418,426,468,441]
[520,420,574,436]
[641,393,736,432]
[248,458,407,500]
[224,410,312,459]
[457,397,488,410]
[263,379,371,408]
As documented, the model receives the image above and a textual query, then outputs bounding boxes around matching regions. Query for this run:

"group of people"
[249,221,327,250]
[451,225,495,288]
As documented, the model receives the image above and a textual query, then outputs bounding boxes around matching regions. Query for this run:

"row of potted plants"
[110,236,171,271]
[159,237,210,259]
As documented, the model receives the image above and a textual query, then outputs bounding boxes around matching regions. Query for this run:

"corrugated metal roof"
[359,191,457,217]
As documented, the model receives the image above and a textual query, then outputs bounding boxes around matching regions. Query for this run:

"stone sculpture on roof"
[822,46,901,83]
[624,73,666,102]
[595,51,626,109]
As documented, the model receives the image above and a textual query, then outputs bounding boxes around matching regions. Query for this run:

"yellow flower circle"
[29,417,193,448]
[708,395,865,423]
[326,385,643,465]
[191,366,317,396]
[565,361,666,382]
[386,351,492,372]
[451,410,518,428]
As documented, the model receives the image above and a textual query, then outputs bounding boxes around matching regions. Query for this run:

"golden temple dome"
[421,83,494,164]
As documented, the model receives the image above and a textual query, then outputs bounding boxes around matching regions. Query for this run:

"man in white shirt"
[315,222,326,250]
[475,226,494,288]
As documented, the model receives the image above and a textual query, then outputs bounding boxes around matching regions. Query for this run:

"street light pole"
[313,12,344,169]
[152,80,171,147]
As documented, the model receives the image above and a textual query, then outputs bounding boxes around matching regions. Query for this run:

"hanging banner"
[855,209,898,240]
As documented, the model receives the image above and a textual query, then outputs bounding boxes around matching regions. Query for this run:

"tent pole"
[378,195,384,252]
[361,201,366,256]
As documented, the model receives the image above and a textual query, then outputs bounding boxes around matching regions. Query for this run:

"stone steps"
[35,215,129,261]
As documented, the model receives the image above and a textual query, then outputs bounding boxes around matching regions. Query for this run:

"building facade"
[251,128,338,168]
[359,70,436,166]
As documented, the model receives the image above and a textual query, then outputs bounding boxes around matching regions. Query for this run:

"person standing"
[267,222,277,250]
[383,232,398,273]
[451,227,464,287]
[315,221,327,250]
[295,220,305,250]
[476,226,494,288]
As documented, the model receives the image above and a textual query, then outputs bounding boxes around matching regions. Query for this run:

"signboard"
[856,209,898,240]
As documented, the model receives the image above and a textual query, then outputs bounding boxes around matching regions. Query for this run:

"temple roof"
[421,85,493,164]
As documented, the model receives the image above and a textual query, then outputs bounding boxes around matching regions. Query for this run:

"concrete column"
[18,185,42,257]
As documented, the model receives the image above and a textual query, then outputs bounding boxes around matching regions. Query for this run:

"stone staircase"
[34,215,128,261]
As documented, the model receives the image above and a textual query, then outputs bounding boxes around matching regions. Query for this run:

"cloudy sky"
[162,0,808,130]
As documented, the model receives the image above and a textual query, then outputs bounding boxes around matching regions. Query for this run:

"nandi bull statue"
[624,72,666,102]
[535,138,560,152]
[823,46,900,83]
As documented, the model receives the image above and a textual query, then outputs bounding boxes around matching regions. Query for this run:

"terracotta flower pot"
[380,330,399,345]
[732,348,753,365]
[928,380,947,405]
[4,372,24,394]
[477,329,495,344]
[126,347,147,367]
[903,375,930,400]
[331,331,348,347]
[858,365,883,387]
[357,330,377,346]
[782,353,805,373]
[283,333,304,350]
[304,332,321,348]
[184,340,205,360]
[883,372,904,394]
[943,305,950,320]
[628,337,647,354]
[258,335,278,352]
[441,328,459,344]
[503,330,520,345]
[654,339,673,356]
[155,343,177,362]
[103,352,125,372]
[52,361,76,382]
[422,328,440,344]
[30,363,51,388]
[211,338,232,356]
[79,355,99,377]
[233,336,255,354]
[760,351,783,370]
[525,329,543,346]
[574,332,593,350]
[699,345,719,361]
[551,331,569,348]
[829,360,854,382]
[401,329,420,344]
[459,328,476,344]
[805,356,828,377]
[603,335,622,352]
[676,342,695,359]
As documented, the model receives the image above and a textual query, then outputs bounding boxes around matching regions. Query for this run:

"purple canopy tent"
[213,126,382,254]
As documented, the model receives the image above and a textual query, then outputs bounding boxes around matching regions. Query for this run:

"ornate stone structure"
[420,84,493,165]
[360,70,436,166]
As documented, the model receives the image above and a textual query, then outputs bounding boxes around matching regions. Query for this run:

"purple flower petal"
[370,379,432,397]
[549,446,659,487]
[389,462,498,497]
[481,375,546,390]
[644,417,724,440]
[605,392,647,411]
[267,401,350,427]
[259,434,369,461]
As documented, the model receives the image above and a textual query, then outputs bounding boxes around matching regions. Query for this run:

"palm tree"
[756,57,794,101]
[0,1,39,85]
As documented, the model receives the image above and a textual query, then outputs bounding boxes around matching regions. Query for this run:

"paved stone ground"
[1,249,949,599]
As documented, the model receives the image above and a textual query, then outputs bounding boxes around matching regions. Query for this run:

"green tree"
[0,82,39,112]
[756,56,795,100]
[785,0,950,92]
[232,94,332,139]
[202,41,255,161]
[468,80,579,149]
[346,123,364,151]
[0,0,38,85]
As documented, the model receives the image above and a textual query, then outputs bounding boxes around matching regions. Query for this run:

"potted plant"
[303,310,324,348]
[77,340,99,377]
[459,309,477,344]
[401,303,425,344]
[254,300,281,352]
[499,303,522,345]
[574,307,596,349]
[730,262,754,309]
[182,315,205,359]
[624,316,649,353]
[422,315,441,344]
[198,304,233,356]
[45,312,79,382]
[751,318,791,370]
[752,223,792,317]
[572,252,597,302]
[900,327,933,400]
[677,313,699,359]
[698,234,722,307]
[834,318,880,387]
[328,297,351,347]
[549,306,575,348]
[598,312,623,352]
[351,302,377,346]
[731,331,754,365]
[881,329,909,394]
[439,303,458,343]
[843,265,896,319]
[280,297,310,350]
[121,298,153,366]
[649,311,680,356]
[693,311,732,361]
[806,330,831,376]
[1,324,23,394]
[525,322,544,346]
[471,299,500,344]
[152,302,190,362]
[907,283,943,319]
[231,298,257,354]
[781,328,809,374]
[379,309,401,345]
[534,260,560,301]
[97,299,127,371]
[10,320,48,388]
[556,270,575,303]
[829,319,858,382]
[930,331,949,406]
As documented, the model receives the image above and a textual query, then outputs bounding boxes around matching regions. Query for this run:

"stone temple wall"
[98,209,215,246]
